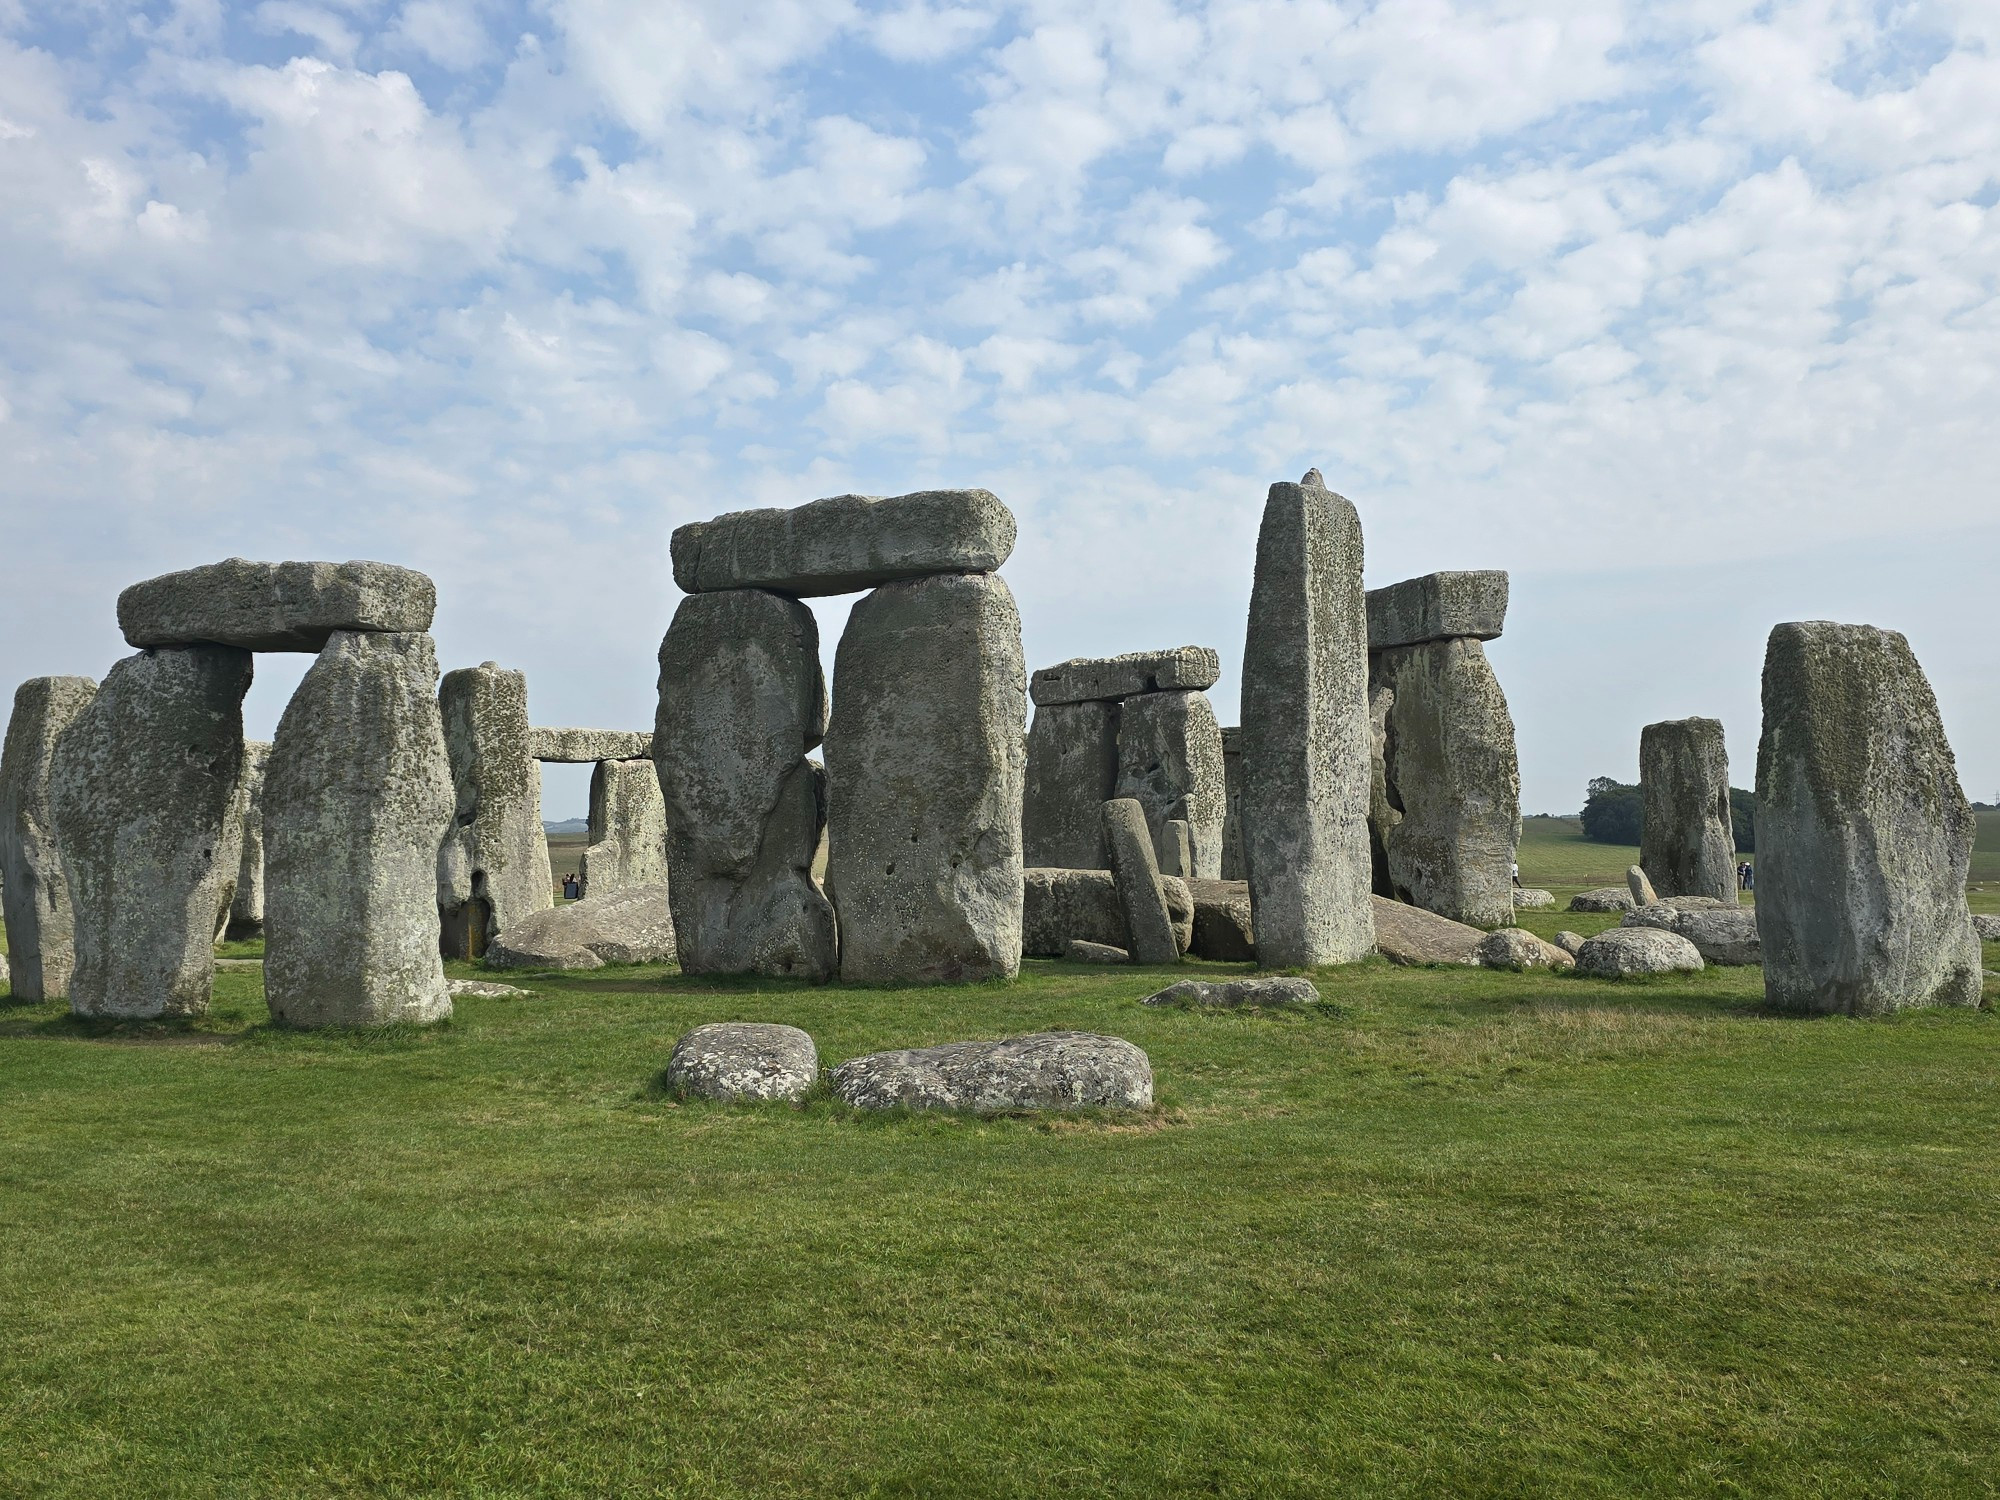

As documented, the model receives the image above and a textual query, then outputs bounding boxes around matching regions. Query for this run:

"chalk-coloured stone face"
[1368,637,1520,929]
[825,573,1026,983]
[437,663,551,958]
[1639,717,1737,902]
[655,589,835,980]
[1100,797,1179,966]
[1240,480,1375,967]
[1575,926,1704,977]
[264,631,454,1028]
[485,883,675,970]
[1022,700,1119,870]
[1756,621,1981,1015]
[1021,867,1190,957]
[528,728,654,764]
[1472,927,1574,972]
[226,741,272,940]
[1368,895,1483,966]
[581,758,669,899]
[1141,976,1318,1007]
[666,1022,817,1103]
[1364,571,1509,649]
[831,1032,1152,1112]
[672,489,1016,597]
[0,676,97,1000]
[1029,647,1221,707]
[51,646,251,1019]
[117,558,436,652]
[1624,902,1761,966]
[1114,691,1227,881]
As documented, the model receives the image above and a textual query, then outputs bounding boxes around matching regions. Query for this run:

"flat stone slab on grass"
[1030,647,1221,706]
[1365,570,1508,648]
[1569,887,1636,913]
[1141,977,1319,1007]
[1370,895,1482,965]
[831,1032,1152,1112]
[667,1022,818,1103]
[1473,927,1575,971]
[1625,902,1761,966]
[1576,926,1705,977]
[672,489,1016,597]
[529,728,653,763]
[448,978,533,998]
[1065,939,1129,964]
[118,559,436,652]
[486,884,676,970]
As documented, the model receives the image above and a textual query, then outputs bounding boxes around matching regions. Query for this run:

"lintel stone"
[530,727,654,763]
[118,558,436,651]
[1365,571,1508,649]
[1030,647,1221,707]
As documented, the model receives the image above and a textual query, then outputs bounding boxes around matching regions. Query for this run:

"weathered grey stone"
[1627,864,1659,908]
[1158,819,1193,878]
[1575,926,1704,977]
[50,648,250,1019]
[225,740,271,941]
[1141,976,1318,1007]
[831,1032,1151,1112]
[1066,939,1129,964]
[1186,878,1257,962]
[1369,638,1520,928]
[448,978,532,998]
[1568,887,1636,913]
[486,883,676,970]
[825,573,1026,984]
[1553,930,1586,957]
[1975,914,2000,942]
[1115,690,1226,880]
[1756,622,1980,1014]
[1030,647,1221,707]
[656,590,835,980]
[673,489,1016,597]
[1219,725,1245,880]
[666,1022,818,1102]
[529,728,653,764]
[580,758,668,899]
[1639,717,1737,902]
[1370,894,1483,966]
[1022,700,1117,869]
[0,950,8,989]
[0,676,96,1000]
[118,558,435,652]
[438,663,551,959]
[1473,927,1575,972]
[1240,480,1374,967]
[264,632,453,1028]
[210,746,248,946]
[1513,888,1554,909]
[1102,798,1178,965]
[1624,902,1761,966]
[1365,571,1508,649]
[1021,867,1191,958]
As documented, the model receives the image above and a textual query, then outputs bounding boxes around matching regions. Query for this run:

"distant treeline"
[1581,777,1757,853]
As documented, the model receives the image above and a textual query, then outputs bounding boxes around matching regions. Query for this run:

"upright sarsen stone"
[51,647,251,1018]
[655,590,835,979]
[1239,479,1374,967]
[1114,690,1227,880]
[0,676,98,1000]
[437,662,551,958]
[1639,717,1736,902]
[581,757,669,898]
[226,740,272,940]
[1756,621,1980,1015]
[1219,725,1245,880]
[824,573,1026,983]
[264,632,454,1027]
[1022,700,1119,869]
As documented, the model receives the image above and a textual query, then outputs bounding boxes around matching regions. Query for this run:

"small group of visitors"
[1737,861,1756,892]
[561,873,581,901]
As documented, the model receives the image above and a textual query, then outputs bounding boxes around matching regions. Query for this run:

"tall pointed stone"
[581,757,669,898]
[437,662,551,959]
[1639,717,1736,902]
[0,676,98,1000]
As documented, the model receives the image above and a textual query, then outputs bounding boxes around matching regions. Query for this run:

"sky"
[2,0,1995,820]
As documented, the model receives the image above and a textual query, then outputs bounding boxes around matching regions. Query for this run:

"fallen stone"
[52,647,251,1019]
[1513,888,1554,909]
[529,728,654,764]
[1066,939,1129,964]
[1627,865,1659,907]
[225,740,271,941]
[1639,717,1738,901]
[1021,867,1191,958]
[1756,621,1980,1014]
[1030,647,1221,707]
[1553,930,1586,957]
[1186,878,1257,962]
[118,558,435,652]
[1022,700,1118,869]
[1115,690,1227,880]
[1976,914,2000,942]
[1,676,97,1000]
[1141,976,1318,1007]
[673,489,1016,597]
[264,632,454,1027]
[1569,887,1636,913]
[831,1032,1152,1112]
[656,590,836,980]
[1473,927,1575,972]
[666,1022,818,1103]
[1624,902,1762,966]
[438,663,551,959]
[1369,894,1483,965]
[1575,926,1705,977]
[448,978,532,998]
[825,573,1026,983]
[486,883,676,970]
[1240,478,1375,967]
[1365,570,1509,649]
[581,758,668,898]
[1102,798,1179,965]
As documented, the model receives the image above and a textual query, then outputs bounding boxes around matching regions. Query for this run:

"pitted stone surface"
[656,590,835,979]
[1141,976,1318,1007]
[1513,888,1554,909]
[1977,915,2000,943]
[1115,690,1227,881]
[672,489,1016,597]
[1370,895,1483,966]
[1101,798,1178,965]
[1627,865,1659,907]
[1365,571,1509,649]
[264,632,454,1028]
[438,663,551,958]
[666,1022,818,1103]
[1640,717,1737,901]
[52,648,250,1019]
[118,558,435,652]
[1576,926,1705,977]
[226,740,271,940]
[831,1032,1152,1112]
[581,758,668,899]
[1624,902,1761,966]
[1066,939,1129,964]
[1021,867,1191,958]
[1240,479,1375,967]
[529,728,654,763]
[825,573,1026,984]
[1553,930,1586,957]
[1569,887,1635,913]
[1756,621,1980,1014]
[486,883,676,970]
[1219,724,1245,880]
[1473,927,1575,972]
[1030,647,1221,707]
[1,676,96,1000]
[1022,700,1118,869]
[449,978,532,998]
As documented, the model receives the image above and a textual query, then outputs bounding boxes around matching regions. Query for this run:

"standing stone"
[437,662,551,958]
[51,648,251,1018]
[226,741,272,940]
[1239,479,1374,967]
[1368,638,1520,928]
[1114,690,1227,880]
[1159,820,1193,878]
[1102,798,1178,965]
[264,632,454,1027]
[581,758,669,898]
[1219,726,1246,880]
[1756,621,1981,1015]
[655,590,836,979]
[825,573,1026,983]
[1022,700,1118,869]
[0,677,97,1000]
[1639,717,1737,902]
[1626,864,1659,907]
